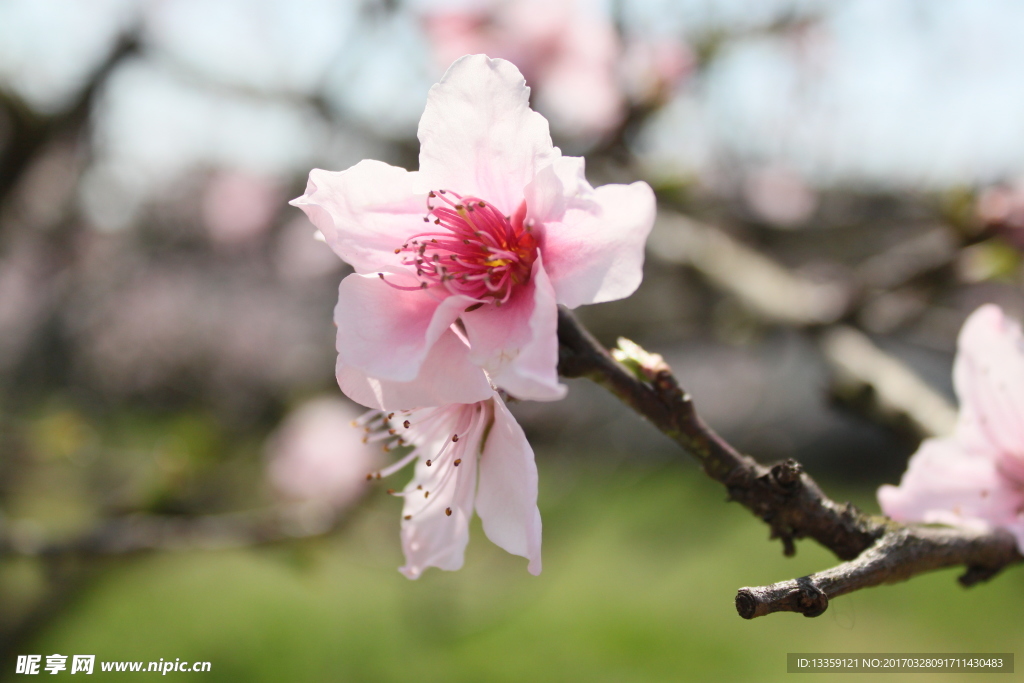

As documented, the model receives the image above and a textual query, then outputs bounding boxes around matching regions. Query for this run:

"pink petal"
[289,160,426,274]
[336,328,493,410]
[531,163,656,309]
[461,256,566,401]
[878,437,1023,532]
[334,272,475,382]
[475,396,543,575]
[952,304,1024,482]
[398,406,483,579]
[417,55,558,216]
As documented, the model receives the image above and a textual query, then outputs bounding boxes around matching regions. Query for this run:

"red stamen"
[396,193,537,302]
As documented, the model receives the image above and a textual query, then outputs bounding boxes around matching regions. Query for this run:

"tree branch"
[0,32,139,208]
[556,307,1023,618]
[735,526,1021,619]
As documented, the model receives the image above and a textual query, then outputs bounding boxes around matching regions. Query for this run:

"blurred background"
[1,0,1023,680]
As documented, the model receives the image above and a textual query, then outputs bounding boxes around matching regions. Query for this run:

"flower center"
[396,190,537,304]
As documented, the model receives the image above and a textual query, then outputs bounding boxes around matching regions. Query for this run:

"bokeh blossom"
[202,170,283,247]
[292,55,655,410]
[878,304,1024,550]
[360,391,541,578]
[976,180,1024,250]
[266,397,379,510]
[420,0,691,142]
[421,0,624,140]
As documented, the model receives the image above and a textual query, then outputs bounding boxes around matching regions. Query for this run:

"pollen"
[392,191,537,304]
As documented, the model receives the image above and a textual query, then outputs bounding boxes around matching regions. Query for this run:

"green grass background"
[10,460,1022,682]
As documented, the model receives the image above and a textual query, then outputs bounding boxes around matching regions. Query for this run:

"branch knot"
[770,459,803,491]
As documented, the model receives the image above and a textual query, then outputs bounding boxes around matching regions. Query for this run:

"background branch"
[0,502,348,560]
[821,324,957,440]
[0,32,139,209]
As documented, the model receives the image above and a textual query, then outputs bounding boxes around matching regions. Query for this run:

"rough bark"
[556,306,1023,619]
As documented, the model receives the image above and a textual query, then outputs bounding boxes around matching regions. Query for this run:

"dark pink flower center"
[395,190,537,304]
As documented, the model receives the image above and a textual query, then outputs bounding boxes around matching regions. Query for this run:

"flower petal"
[334,272,475,382]
[461,256,566,401]
[336,328,493,410]
[398,404,483,579]
[536,169,656,309]
[475,396,542,575]
[523,156,595,225]
[290,160,426,274]
[952,304,1024,482]
[417,54,558,215]
[878,437,1022,532]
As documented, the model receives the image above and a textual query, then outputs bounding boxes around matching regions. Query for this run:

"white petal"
[398,404,483,579]
[417,55,558,215]
[290,161,426,274]
[475,396,543,575]
[523,156,595,225]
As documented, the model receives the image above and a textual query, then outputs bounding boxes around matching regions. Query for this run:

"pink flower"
[266,397,379,510]
[976,180,1024,250]
[291,55,655,410]
[360,391,541,578]
[878,304,1024,550]
[422,1,625,140]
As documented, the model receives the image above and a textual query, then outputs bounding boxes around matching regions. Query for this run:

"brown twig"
[556,307,1023,618]
[735,525,1021,619]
